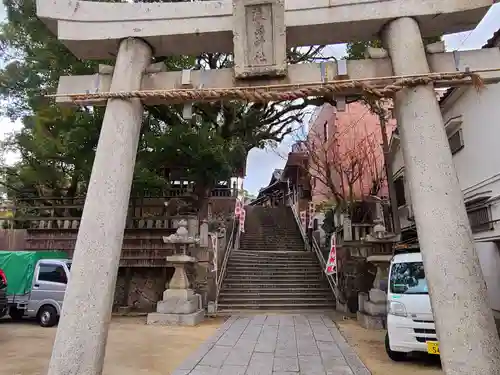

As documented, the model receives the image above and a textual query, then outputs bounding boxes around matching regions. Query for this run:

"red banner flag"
[325,233,337,275]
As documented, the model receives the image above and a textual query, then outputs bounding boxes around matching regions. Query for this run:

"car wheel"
[385,332,408,361]
[9,306,24,321]
[38,305,58,328]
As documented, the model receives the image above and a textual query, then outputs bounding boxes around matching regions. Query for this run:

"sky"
[0,4,499,194]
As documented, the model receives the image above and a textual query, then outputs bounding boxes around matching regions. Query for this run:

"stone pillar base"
[357,289,387,330]
[357,311,386,330]
[147,310,205,326]
[147,289,205,326]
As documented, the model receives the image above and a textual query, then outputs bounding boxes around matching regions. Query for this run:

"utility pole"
[376,104,401,234]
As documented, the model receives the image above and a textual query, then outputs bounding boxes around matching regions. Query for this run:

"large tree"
[0,0,333,219]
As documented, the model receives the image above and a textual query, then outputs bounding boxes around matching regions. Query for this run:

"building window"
[394,176,406,207]
[467,206,493,233]
[448,129,464,155]
[323,121,328,143]
[38,264,67,284]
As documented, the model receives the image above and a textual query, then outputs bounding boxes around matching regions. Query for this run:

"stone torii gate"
[36,0,500,374]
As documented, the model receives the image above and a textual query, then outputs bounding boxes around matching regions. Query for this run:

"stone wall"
[112,248,217,313]
[12,212,229,313]
[21,228,218,313]
[0,229,27,250]
[113,267,175,312]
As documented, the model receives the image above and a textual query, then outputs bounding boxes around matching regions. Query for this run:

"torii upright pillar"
[47,38,152,375]
[382,17,500,375]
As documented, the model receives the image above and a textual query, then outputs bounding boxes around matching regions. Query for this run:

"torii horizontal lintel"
[53,47,500,106]
[36,0,494,59]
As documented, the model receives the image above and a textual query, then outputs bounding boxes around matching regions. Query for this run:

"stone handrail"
[287,192,339,302]
[311,236,340,302]
[287,195,310,251]
[215,214,239,311]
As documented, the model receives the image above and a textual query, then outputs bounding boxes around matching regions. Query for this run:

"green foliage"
[240,189,257,200]
[345,40,383,60]
[0,0,108,198]
[345,36,442,60]
[0,0,330,213]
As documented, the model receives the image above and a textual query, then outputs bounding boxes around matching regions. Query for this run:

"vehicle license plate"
[427,341,440,355]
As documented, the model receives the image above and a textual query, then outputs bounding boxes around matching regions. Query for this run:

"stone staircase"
[218,206,335,312]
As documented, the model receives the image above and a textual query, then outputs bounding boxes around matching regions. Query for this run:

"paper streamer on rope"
[326,233,337,275]
[308,202,316,229]
[300,210,307,231]
[239,207,246,233]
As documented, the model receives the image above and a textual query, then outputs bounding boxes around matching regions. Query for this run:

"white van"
[385,249,439,361]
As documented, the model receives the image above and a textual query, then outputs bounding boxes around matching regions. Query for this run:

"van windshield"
[390,261,428,295]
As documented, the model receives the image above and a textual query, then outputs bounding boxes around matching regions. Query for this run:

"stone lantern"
[146,220,205,326]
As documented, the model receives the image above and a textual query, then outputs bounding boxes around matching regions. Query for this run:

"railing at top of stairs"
[286,192,310,251]
[215,213,240,312]
[286,190,340,302]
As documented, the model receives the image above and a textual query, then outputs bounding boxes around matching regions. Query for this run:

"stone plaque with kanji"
[233,0,287,79]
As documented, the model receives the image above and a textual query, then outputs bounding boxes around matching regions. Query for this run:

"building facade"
[307,101,396,205]
[389,29,500,315]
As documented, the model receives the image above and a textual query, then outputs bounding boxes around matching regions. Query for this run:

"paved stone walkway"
[172,315,371,375]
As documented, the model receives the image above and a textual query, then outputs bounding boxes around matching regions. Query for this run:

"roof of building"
[439,27,500,105]
[484,28,500,48]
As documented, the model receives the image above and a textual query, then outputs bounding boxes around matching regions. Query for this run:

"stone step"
[230,254,315,259]
[238,245,305,250]
[221,282,330,293]
[218,296,334,304]
[239,243,305,248]
[227,270,322,276]
[217,302,336,310]
[238,248,306,252]
[240,235,302,241]
[231,250,313,257]
[228,260,318,265]
[222,282,329,288]
[226,268,321,274]
[240,239,304,244]
[230,253,314,258]
[224,273,324,279]
[240,238,304,243]
[244,229,300,232]
[228,260,319,267]
[226,264,321,270]
[216,308,334,315]
[224,277,324,282]
[224,278,326,288]
[219,290,332,297]
[227,264,320,270]
[242,230,300,234]
[228,257,317,262]
[229,254,316,260]
[226,271,322,277]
